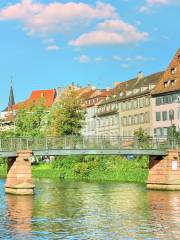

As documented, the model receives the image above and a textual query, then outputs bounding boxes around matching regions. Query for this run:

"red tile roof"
[152,49,180,95]
[11,89,56,111]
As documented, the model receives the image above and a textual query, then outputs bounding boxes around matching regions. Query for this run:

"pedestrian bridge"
[1,136,180,195]
[0,136,179,157]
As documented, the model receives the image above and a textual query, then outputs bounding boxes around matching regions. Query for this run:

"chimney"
[114,82,120,88]
[91,86,96,90]
[137,71,144,80]
[106,86,111,91]
[57,87,61,97]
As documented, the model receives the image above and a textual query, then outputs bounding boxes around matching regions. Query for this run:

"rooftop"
[152,49,180,95]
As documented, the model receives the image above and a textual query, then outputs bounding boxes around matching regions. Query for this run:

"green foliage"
[167,125,180,148]
[32,155,149,183]
[0,157,6,166]
[0,157,7,177]
[134,128,151,149]
[168,125,180,140]
[47,89,85,136]
[0,130,15,138]
[15,98,46,137]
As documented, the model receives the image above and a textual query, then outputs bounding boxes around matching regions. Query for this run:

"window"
[171,79,176,86]
[144,112,150,123]
[156,97,162,106]
[169,110,174,120]
[113,116,117,125]
[156,128,162,136]
[145,97,150,106]
[164,81,168,88]
[122,117,127,126]
[162,111,168,121]
[140,113,144,124]
[156,112,161,121]
[163,128,168,136]
[128,116,132,125]
[134,99,138,108]
[139,98,144,108]
[171,67,176,75]
[122,102,126,111]
[134,115,138,124]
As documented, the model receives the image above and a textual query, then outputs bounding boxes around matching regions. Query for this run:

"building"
[119,72,163,137]
[0,83,16,132]
[81,89,111,136]
[95,72,163,137]
[11,89,57,111]
[0,88,57,132]
[95,83,121,137]
[152,49,180,137]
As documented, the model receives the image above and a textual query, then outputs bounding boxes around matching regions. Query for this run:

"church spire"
[8,79,15,109]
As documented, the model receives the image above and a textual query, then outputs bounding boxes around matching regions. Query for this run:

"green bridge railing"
[0,136,179,152]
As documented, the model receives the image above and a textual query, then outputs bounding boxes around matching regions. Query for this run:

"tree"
[167,124,180,147]
[14,98,46,137]
[134,127,151,149]
[47,89,85,136]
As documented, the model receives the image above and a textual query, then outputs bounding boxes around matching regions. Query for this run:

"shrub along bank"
[0,155,149,183]
[33,155,149,183]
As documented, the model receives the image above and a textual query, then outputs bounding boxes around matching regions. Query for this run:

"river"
[0,179,180,239]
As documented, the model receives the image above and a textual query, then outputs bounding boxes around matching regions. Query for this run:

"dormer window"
[164,81,168,88]
[171,67,176,75]
[171,79,176,86]
[126,91,132,96]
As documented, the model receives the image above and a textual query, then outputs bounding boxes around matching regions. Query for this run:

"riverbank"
[0,155,149,183]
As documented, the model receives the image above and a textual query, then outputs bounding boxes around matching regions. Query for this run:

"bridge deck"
[0,136,179,157]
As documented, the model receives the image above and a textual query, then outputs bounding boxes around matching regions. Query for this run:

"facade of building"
[80,88,111,136]
[119,72,163,136]
[95,83,121,137]
[94,72,163,137]
[152,49,180,137]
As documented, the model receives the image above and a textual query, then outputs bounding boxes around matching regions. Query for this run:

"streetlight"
[169,109,175,148]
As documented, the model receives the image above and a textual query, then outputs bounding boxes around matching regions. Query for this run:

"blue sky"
[0,0,179,109]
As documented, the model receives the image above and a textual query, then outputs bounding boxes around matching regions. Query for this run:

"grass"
[0,166,7,178]
[0,155,149,183]
[32,155,149,183]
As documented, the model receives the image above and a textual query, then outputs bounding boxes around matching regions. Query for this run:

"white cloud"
[43,38,55,44]
[69,19,148,46]
[0,1,149,48]
[112,55,123,61]
[140,0,179,13]
[75,55,90,63]
[121,63,131,69]
[0,0,117,35]
[95,57,104,62]
[46,45,61,51]
[113,55,154,62]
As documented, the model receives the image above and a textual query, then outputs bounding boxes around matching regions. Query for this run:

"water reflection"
[1,179,180,239]
[147,191,180,239]
[6,194,33,239]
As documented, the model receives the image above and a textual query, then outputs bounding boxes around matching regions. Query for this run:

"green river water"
[0,179,180,239]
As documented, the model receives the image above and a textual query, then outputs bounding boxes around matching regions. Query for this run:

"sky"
[0,0,179,109]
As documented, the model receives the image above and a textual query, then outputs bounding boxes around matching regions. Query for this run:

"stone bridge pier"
[147,150,180,190]
[5,151,35,195]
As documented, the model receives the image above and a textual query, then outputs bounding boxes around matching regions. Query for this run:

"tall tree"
[15,98,46,137]
[47,89,85,136]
